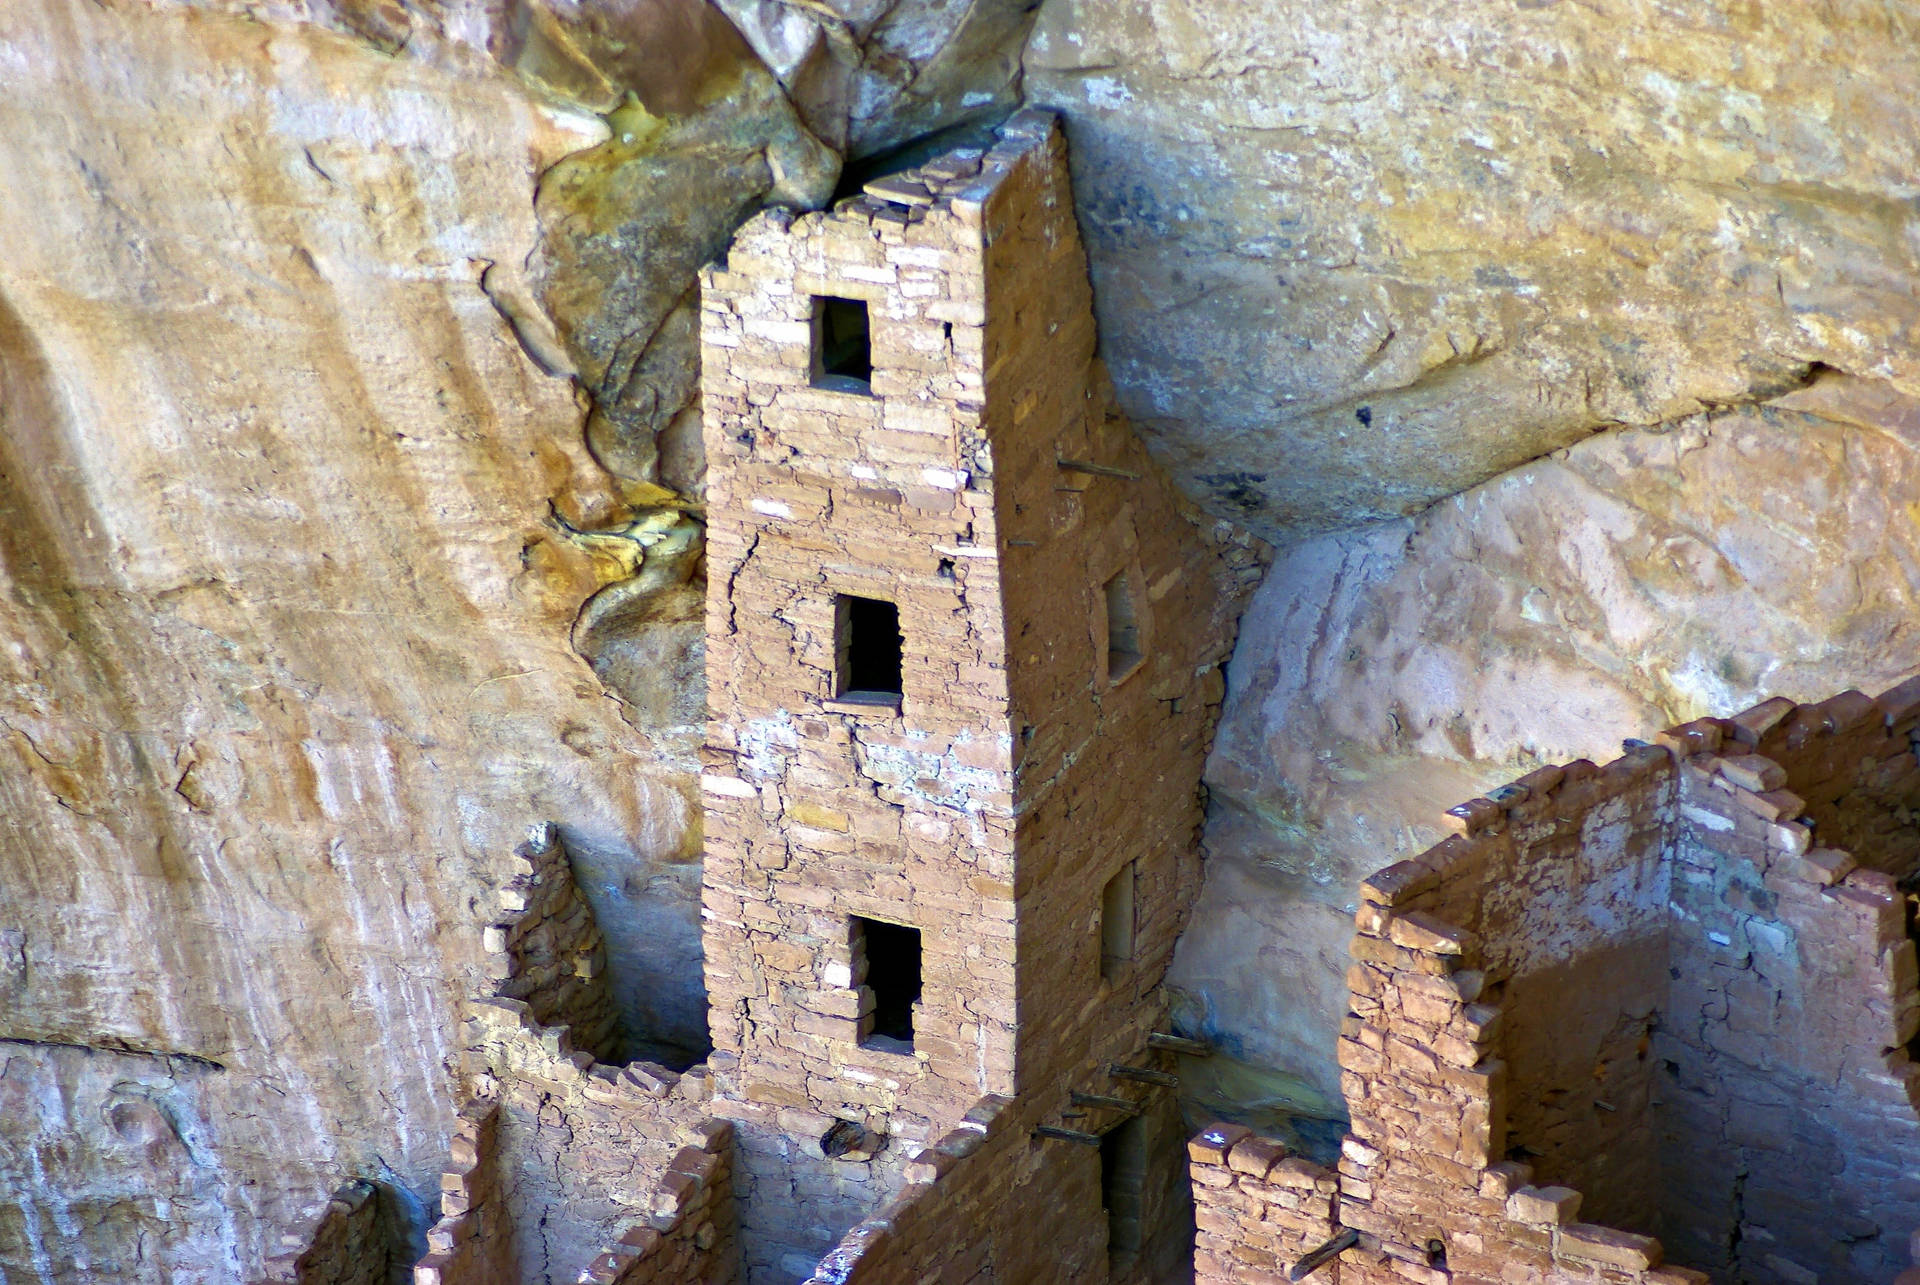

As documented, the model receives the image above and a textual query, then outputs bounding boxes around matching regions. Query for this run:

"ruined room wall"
[413,1101,512,1285]
[1361,749,1677,1233]
[485,827,622,1063]
[1746,682,1920,880]
[1341,850,1687,1285]
[251,1178,403,1285]
[1656,702,1920,1283]
[1187,1123,1340,1285]
[577,1122,738,1285]
[1180,375,1920,1117]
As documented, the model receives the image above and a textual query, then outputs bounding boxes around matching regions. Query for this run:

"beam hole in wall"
[1102,570,1143,684]
[852,915,920,1054]
[1100,863,1136,981]
[835,594,903,703]
[1102,1112,1149,1262]
[812,296,872,394]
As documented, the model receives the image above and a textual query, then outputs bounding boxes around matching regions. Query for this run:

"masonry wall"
[576,1121,738,1285]
[1351,745,1679,1236]
[412,824,720,1285]
[696,108,1254,1283]
[251,1178,402,1285]
[414,1101,513,1285]
[487,825,620,1063]
[1653,698,1920,1281]
[1199,682,1920,1285]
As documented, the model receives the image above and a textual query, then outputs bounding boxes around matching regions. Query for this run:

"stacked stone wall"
[696,108,1254,1281]
[414,1101,511,1285]
[1354,743,1677,1233]
[444,993,711,1283]
[1654,698,1920,1282]
[576,1120,738,1285]
[1743,677,1920,879]
[1198,679,1920,1284]
[252,1178,400,1285]
[487,824,620,1063]
[413,826,723,1285]
[1188,1123,1341,1283]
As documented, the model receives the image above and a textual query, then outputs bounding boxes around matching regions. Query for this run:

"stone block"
[1557,1223,1661,1271]
[1506,1185,1581,1225]
[1189,1122,1254,1166]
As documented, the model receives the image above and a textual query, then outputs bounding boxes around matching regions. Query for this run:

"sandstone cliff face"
[6,0,1920,1277]
[1025,0,1920,533]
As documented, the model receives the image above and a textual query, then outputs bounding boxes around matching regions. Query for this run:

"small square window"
[835,594,902,703]
[1100,864,1135,981]
[852,915,921,1053]
[1102,571,1143,683]
[812,296,872,394]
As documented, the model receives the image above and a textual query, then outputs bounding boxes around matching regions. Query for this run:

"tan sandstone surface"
[1026,0,1920,533]
[7,0,1920,1277]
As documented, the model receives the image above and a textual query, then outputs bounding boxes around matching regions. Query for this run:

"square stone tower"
[698,109,1254,1281]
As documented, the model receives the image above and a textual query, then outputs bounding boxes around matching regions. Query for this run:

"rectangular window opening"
[1102,1113,1149,1259]
[1103,571,1143,683]
[853,916,920,1053]
[835,594,903,703]
[1101,863,1136,981]
[812,296,872,394]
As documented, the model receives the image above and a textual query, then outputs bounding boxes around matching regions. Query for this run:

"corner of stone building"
[1194,674,1920,1285]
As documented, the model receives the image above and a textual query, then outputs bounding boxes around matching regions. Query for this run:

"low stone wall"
[414,1101,510,1285]
[487,823,620,1063]
[800,1095,1015,1285]
[252,1178,398,1285]
[1197,680,1920,1284]
[578,1120,738,1285]
[449,993,712,1284]
[1188,1123,1338,1283]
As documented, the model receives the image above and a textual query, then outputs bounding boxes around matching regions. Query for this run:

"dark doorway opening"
[1102,1113,1149,1261]
[835,595,903,701]
[854,916,921,1052]
[813,296,872,392]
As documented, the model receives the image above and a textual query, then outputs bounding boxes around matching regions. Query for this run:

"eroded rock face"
[1025,0,1920,534]
[0,0,702,1272]
[1178,373,1920,1105]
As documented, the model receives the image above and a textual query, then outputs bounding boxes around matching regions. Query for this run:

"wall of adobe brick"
[410,824,724,1285]
[414,1101,511,1285]
[1353,744,1678,1235]
[800,1084,1196,1285]
[250,1178,401,1285]
[1738,678,1920,879]
[696,108,1258,1281]
[1187,1123,1340,1284]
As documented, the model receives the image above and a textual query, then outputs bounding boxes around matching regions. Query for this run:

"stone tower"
[696,109,1255,1282]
